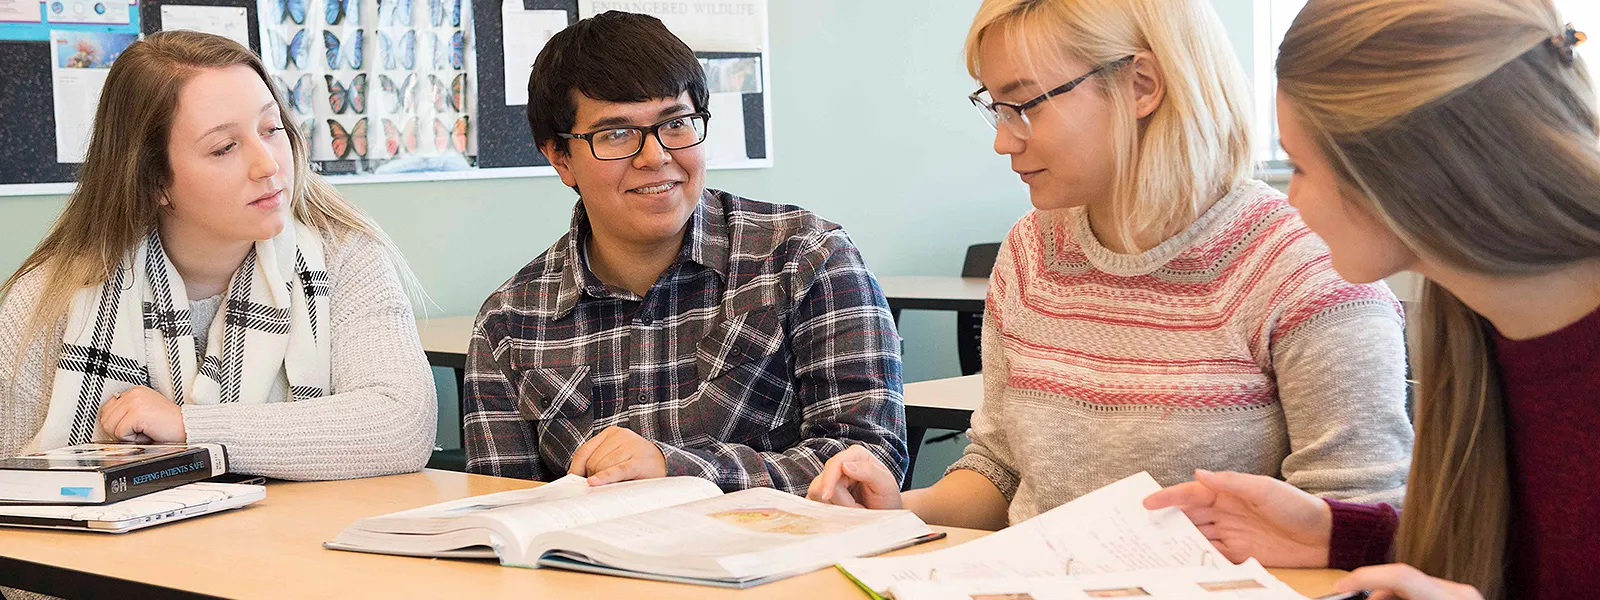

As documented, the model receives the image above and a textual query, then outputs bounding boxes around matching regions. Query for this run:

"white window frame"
[1249,0,1597,185]
[1248,0,1307,183]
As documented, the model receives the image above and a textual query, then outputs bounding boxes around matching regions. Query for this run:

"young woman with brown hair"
[0,30,436,481]
[1145,1,1600,598]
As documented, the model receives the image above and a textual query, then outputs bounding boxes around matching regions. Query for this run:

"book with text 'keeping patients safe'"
[0,443,228,505]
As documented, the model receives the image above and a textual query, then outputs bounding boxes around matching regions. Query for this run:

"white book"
[324,474,940,588]
[887,559,1307,600]
[838,472,1295,600]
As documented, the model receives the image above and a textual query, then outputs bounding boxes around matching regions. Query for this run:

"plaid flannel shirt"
[464,189,907,494]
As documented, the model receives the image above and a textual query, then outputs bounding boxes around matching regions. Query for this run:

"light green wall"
[1,0,1033,373]
[0,0,1262,482]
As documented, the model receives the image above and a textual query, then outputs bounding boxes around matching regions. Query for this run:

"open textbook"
[886,560,1306,600]
[325,474,938,588]
[838,472,1310,600]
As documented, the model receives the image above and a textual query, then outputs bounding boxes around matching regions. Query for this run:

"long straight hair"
[1,30,419,368]
[963,0,1255,250]
[1277,1,1600,597]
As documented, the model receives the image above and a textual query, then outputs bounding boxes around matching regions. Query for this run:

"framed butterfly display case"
[0,0,767,192]
[258,0,473,175]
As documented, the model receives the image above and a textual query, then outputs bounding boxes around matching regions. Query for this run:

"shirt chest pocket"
[515,365,593,421]
[696,308,787,382]
[691,308,798,438]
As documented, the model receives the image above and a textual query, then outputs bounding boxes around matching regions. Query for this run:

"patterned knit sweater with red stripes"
[949,180,1416,525]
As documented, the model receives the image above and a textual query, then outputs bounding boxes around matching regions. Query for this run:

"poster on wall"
[50,29,138,162]
[257,0,477,175]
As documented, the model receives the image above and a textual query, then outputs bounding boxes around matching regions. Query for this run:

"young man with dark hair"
[463,11,908,495]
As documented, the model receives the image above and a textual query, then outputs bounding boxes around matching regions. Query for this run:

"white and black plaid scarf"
[27,221,332,451]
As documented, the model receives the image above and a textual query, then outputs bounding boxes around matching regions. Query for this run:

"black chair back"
[957,243,1001,376]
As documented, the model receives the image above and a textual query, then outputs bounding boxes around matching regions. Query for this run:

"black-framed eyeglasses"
[557,112,710,160]
[968,55,1134,140]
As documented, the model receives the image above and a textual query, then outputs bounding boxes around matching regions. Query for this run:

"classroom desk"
[0,470,1348,599]
[902,374,982,433]
[876,276,989,321]
[418,315,476,373]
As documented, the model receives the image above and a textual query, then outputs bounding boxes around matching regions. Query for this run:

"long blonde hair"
[1,30,416,366]
[962,0,1254,250]
[1277,1,1600,597]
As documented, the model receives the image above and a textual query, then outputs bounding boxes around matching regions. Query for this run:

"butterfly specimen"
[429,73,466,113]
[325,0,360,25]
[427,0,459,27]
[327,118,369,159]
[378,29,416,71]
[269,29,310,70]
[274,74,314,114]
[379,0,412,26]
[297,118,315,141]
[267,0,307,25]
[430,29,464,70]
[324,73,369,114]
[433,116,468,154]
[379,73,416,113]
[323,29,365,70]
[383,117,419,155]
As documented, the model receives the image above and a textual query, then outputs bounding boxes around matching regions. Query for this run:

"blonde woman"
[807,0,1413,530]
[1144,1,1600,599]
[0,31,435,480]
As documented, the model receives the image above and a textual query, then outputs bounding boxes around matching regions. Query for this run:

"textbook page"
[887,559,1308,600]
[339,474,723,555]
[839,472,1225,595]
[528,486,933,578]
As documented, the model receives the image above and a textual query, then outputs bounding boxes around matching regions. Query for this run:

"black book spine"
[100,448,218,504]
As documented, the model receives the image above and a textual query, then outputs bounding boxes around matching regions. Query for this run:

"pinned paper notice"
[579,0,765,53]
[159,5,250,49]
[500,1,566,106]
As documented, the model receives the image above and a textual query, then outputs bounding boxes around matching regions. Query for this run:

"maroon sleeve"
[1326,498,1400,570]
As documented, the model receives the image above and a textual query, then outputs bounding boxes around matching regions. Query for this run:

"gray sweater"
[0,229,437,480]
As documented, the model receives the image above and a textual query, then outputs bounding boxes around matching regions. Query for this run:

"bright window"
[1251,0,1599,167]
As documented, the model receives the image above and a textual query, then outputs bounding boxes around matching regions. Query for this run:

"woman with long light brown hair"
[1145,1,1600,598]
[0,30,436,480]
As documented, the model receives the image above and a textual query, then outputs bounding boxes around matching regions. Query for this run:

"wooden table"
[0,470,1347,599]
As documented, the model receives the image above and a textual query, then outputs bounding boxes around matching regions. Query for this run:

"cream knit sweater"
[0,229,436,480]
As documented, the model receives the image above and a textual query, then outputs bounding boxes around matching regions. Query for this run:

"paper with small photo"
[51,29,138,163]
[699,56,761,94]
